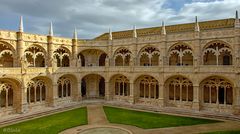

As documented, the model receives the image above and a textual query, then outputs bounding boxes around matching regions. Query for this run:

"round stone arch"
[53,46,71,67]
[0,41,16,52]
[137,45,161,66]
[134,74,159,100]
[78,48,108,55]
[168,41,194,52]
[25,43,47,54]
[24,44,47,67]
[0,41,16,67]
[199,75,234,87]
[26,76,53,105]
[167,42,194,66]
[78,49,108,67]
[0,77,22,114]
[113,47,132,56]
[112,47,133,66]
[202,40,232,50]
[164,74,193,85]
[199,75,235,107]
[56,74,78,101]
[137,45,160,57]
[202,40,233,65]
[80,73,106,99]
[109,74,131,97]
[164,75,194,105]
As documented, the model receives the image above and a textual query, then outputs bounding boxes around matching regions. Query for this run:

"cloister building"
[0,12,240,117]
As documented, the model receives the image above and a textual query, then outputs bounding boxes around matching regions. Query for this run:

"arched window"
[139,76,159,99]
[114,75,130,96]
[114,48,132,66]
[203,41,232,65]
[169,44,193,66]
[167,76,193,102]
[24,45,45,67]
[139,47,160,66]
[53,48,70,67]
[202,77,233,105]
[57,77,71,98]
[27,80,46,104]
[0,43,14,67]
[0,82,13,108]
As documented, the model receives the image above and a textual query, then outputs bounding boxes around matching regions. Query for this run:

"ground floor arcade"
[0,73,239,116]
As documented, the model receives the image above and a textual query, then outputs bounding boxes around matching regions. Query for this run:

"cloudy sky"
[0,0,239,39]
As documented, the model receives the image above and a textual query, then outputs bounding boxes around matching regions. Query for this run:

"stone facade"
[0,16,240,117]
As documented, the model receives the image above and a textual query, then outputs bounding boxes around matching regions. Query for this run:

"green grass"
[0,107,87,134]
[205,130,240,134]
[103,106,220,129]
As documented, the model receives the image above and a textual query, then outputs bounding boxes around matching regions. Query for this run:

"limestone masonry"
[0,11,240,117]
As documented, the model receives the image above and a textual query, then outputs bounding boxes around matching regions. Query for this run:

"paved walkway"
[60,105,240,134]
[87,105,108,125]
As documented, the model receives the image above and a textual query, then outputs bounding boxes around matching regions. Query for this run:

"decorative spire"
[73,28,77,40]
[195,16,200,32]
[161,21,166,35]
[133,25,137,38]
[235,10,240,28]
[49,22,53,36]
[19,16,24,32]
[109,28,112,40]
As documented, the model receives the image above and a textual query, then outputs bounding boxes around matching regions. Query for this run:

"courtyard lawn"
[0,107,87,134]
[103,106,220,129]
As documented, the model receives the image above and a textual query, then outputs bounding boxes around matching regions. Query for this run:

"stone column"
[158,83,164,107]
[105,81,111,100]
[129,81,135,104]
[71,38,78,67]
[233,86,240,114]
[73,81,82,101]
[17,32,24,67]
[49,82,58,107]
[193,85,200,111]
[47,36,53,67]
[17,78,28,113]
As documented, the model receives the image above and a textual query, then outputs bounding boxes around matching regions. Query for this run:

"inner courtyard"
[0,10,240,134]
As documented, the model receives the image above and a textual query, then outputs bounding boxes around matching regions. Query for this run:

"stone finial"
[161,21,166,35]
[235,10,240,28]
[73,28,77,40]
[19,16,24,32]
[49,22,53,36]
[133,25,137,38]
[195,16,200,32]
[109,28,112,40]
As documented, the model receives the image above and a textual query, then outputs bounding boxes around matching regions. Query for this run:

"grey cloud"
[0,0,239,39]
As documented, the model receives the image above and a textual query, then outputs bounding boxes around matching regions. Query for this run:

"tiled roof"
[94,18,235,40]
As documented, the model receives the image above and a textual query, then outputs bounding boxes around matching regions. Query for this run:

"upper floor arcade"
[0,13,239,70]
